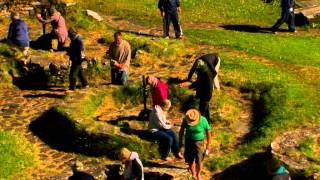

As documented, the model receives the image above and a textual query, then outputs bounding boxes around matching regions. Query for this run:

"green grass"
[0,130,38,179]
[112,84,144,105]
[78,0,279,26]
[185,29,320,67]
[206,53,319,175]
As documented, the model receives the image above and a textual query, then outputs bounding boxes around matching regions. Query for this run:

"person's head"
[185,109,200,126]
[146,76,158,87]
[10,12,20,21]
[161,99,171,112]
[68,28,78,40]
[120,148,131,161]
[114,31,122,45]
[48,7,57,16]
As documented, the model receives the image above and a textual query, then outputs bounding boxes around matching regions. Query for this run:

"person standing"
[146,76,168,106]
[44,8,68,51]
[158,0,182,39]
[67,28,88,91]
[271,0,296,33]
[180,53,221,123]
[179,109,211,180]
[7,12,29,56]
[148,100,183,161]
[120,148,144,180]
[107,32,131,85]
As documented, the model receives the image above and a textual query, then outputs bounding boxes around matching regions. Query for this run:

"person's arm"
[206,130,212,154]
[132,159,143,180]
[179,59,198,87]
[176,0,181,12]
[36,13,45,23]
[158,0,165,16]
[123,43,131,69]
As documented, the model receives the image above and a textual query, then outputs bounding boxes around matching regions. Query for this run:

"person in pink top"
[44,8,68,51]
[146,76,168,107]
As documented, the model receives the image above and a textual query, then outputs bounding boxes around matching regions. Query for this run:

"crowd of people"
[3,0,296,179]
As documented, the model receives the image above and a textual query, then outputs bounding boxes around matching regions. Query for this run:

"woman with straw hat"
[120,148,144,180]
[179,109,212,180]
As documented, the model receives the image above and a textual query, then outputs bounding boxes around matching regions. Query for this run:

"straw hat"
[186,109,200,126]
[120,148,131,160]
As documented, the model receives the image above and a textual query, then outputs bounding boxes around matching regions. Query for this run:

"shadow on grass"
[212,152,271,180]
[221,25,272,33]
[23,93,66,99]
[29,107,140,159]
[212,151,307,180]
[106,115,155,142]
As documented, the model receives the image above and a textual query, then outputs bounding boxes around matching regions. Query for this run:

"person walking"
[179,109,211,180]
[67,28,88,91]
[148,100,183,161]
[180,53,221,123]
[271,0,296,33]
[107,32,131,85]
[146,76,168,106]
[7,12,29,56]
[158,0,182,39]
[120,148,144,180]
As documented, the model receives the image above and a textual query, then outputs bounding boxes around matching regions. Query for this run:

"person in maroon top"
[146,76,168,106]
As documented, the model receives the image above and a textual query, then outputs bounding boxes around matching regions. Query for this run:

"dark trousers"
[272,9,295,32]
[163,12,182,38]
[199,99,210,123]
[111,69,128,85]
[152,129,180,159]
[69,64,88,90]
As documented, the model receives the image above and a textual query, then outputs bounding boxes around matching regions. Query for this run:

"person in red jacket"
[146,76,168,106]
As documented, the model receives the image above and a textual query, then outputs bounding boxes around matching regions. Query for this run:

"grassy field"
[0,0,319,178]
[78,0,279,26]
[0,130,38,179]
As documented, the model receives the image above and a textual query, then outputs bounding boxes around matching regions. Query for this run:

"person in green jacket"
[179,109,212,180]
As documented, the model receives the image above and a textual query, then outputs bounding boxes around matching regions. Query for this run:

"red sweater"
[152,80,168,106]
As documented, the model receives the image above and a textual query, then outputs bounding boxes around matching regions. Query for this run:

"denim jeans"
[111,69,128,85]
[152,129,180,159]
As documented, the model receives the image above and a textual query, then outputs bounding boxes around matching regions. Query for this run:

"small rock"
[86,10,103,21]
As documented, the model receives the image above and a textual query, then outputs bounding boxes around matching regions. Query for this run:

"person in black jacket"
[158,0,182,39]
[67,28,88,91]
[180,53,221,123]
[272,0,295,33]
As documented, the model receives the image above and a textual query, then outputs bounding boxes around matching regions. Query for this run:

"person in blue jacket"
[271,0,296,33]
[158,0,182,39]
[7,12,29,56]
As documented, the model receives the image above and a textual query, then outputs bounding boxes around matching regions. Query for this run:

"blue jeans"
[163,12,182,38]
[152,129,180,159]
[111,69,128,85]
